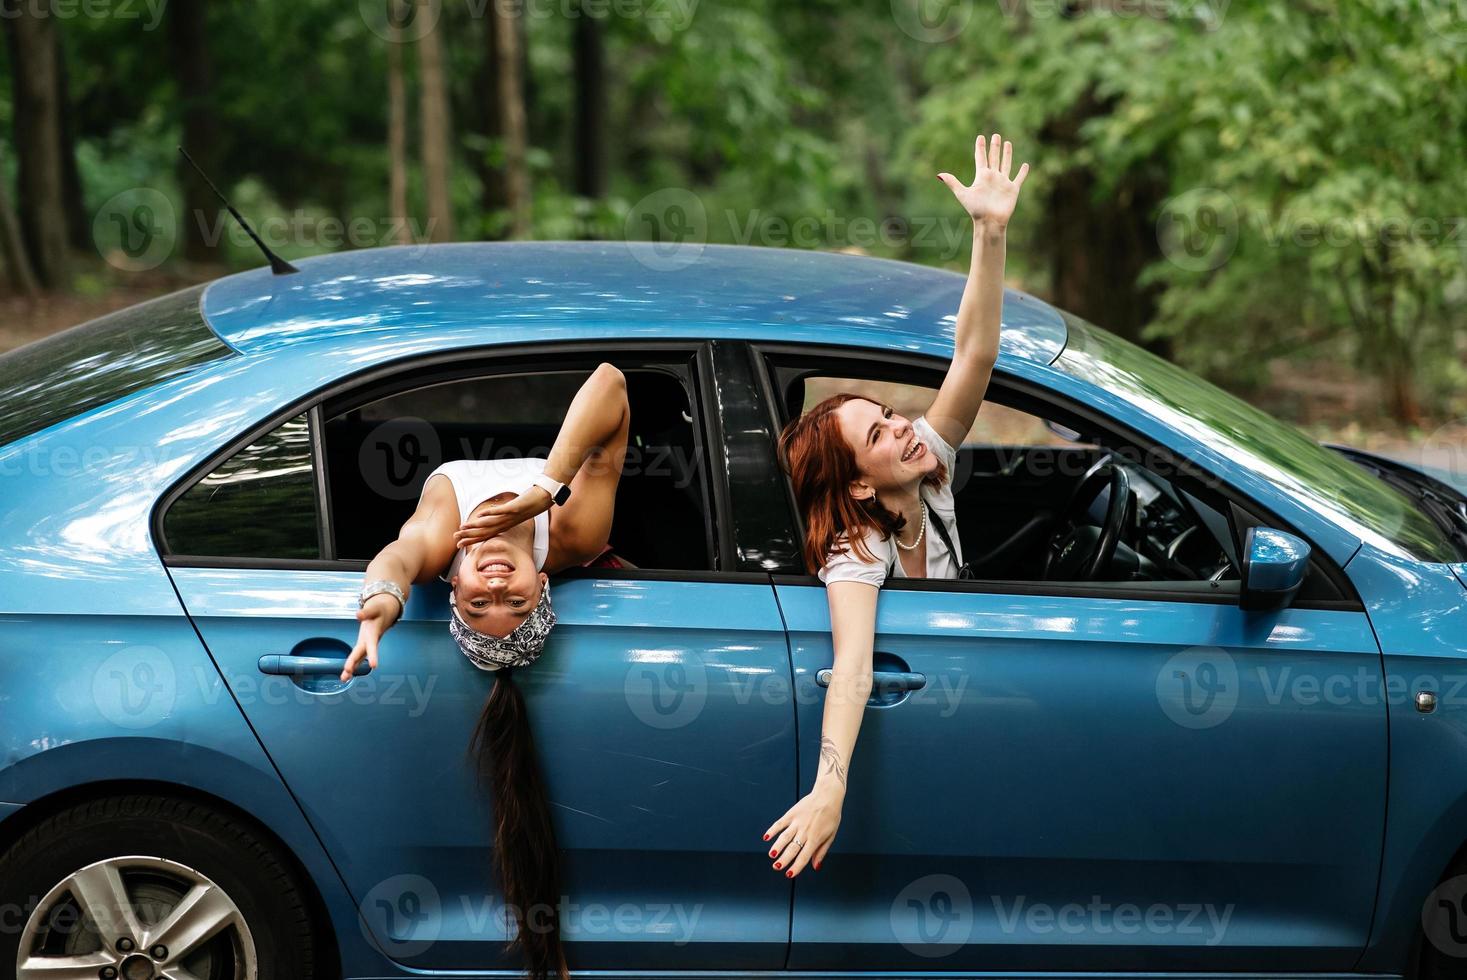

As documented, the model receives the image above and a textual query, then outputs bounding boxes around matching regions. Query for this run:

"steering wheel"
[1041,456,1132,581]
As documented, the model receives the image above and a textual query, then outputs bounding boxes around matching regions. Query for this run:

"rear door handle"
[815,668,925,696]
[258,655,371,676]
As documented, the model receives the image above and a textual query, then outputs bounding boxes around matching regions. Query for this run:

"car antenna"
[176,146,299,275]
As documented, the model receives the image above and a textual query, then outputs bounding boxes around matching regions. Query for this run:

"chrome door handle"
[258,655,371,676]
[815,668,925,696]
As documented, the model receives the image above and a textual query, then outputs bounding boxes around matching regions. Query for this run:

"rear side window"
[0,284,236,449]
[163,413,321,559]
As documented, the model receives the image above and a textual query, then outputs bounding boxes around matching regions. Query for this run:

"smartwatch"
[532,472,572,506]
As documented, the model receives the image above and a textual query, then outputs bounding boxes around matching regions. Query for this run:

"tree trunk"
[0,144,40,296]
[4,0,70,289]
[472,6,506,226]
[387,0,411,245]
[492,0,531,238]
[1041,89,1168,355]
[168,0,220,264]
[572,1,606,202]
[417,0,455,243]
[54,32,89,251]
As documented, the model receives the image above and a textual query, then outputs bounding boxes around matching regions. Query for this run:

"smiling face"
[832,397,939,499]
[450,535,549,638]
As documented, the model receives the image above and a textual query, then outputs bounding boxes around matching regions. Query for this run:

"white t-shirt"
[421,457,551,583]
[817,415,965,588]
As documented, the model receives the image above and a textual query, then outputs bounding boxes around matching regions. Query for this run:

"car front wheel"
[0,795,318,980]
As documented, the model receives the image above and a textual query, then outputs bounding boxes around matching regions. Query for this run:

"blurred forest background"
[1,0,1464,454]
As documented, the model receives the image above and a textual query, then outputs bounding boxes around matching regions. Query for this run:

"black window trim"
[749,341,1366,613]
[153,340,744,582]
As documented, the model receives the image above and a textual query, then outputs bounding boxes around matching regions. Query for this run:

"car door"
[158,346,797,972]
[746,345,1387,972]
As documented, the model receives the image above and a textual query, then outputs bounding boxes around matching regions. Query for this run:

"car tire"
[0,794,318,980]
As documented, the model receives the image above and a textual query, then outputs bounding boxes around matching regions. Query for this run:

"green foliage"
[8,0,1464,421]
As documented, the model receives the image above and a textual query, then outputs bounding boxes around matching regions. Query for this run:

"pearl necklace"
[895,501,927,551]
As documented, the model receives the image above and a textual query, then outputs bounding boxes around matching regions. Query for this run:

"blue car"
[2,242,1466,979]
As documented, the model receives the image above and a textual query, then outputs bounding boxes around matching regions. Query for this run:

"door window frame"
[153,340,766,585]
[751,342,1364,612]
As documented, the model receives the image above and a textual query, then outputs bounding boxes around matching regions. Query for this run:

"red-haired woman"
[764,133,1031,879]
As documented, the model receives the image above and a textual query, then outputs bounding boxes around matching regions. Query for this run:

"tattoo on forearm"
[819,736,847,787]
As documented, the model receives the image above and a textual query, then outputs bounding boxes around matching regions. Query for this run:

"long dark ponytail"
[468,667,569,980]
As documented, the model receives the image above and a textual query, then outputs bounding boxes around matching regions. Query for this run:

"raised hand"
[938,131,1030,228]
[452,486,553,550]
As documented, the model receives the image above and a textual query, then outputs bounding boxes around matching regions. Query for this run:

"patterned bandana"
[447,582,556,671]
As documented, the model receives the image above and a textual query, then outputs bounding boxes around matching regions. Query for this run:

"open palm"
[939,132,1030,227]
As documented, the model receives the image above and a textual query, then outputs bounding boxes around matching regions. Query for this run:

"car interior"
[767,359,1254,591]
[322,363,714,572]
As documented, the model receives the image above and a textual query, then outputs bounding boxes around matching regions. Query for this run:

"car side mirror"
[1240,527,1311,611]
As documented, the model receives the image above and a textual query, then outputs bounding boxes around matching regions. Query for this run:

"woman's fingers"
[988,133,1001,172]
[785,834,818,877]
[340,643,364,682]
[1001,139,1012,178]
[1014,161,1030,190]
[974,133,987,171]
[810,838,832,871]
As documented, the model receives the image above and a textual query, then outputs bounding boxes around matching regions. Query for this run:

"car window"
[0,284,235,450]
[163,412,321,559]
[1057,310,1464,563]
[323,362,714,571]
[778,368,1242,587]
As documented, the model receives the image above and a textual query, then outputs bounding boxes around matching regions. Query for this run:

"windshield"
[1055,311,1462,563]
[0,284,235,449]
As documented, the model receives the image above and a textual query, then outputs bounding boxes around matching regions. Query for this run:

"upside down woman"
[343,362,631,980]
[766,133,1031,878]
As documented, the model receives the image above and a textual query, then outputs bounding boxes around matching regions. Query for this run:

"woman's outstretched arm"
[763,579,877,878]
[925,132,1031,452]
[340,480,460,680]
[452,362,628,553]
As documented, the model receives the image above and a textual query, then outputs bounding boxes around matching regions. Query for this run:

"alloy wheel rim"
[17,855,257,980]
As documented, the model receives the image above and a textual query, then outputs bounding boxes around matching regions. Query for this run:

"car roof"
[200,241,1068,363]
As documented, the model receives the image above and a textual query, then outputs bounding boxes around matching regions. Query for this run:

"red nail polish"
[769,849,777,857]
[774,862,781,869]
[786,870,793,878]
[814,862,820,870]
[762,834,769,841]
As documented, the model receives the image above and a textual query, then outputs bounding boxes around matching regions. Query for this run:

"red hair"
[778,393,948,574]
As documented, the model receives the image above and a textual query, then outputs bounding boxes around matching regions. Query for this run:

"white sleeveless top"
[421,457,551,583]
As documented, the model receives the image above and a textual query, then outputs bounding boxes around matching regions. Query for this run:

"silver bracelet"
[358,579,406,613]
